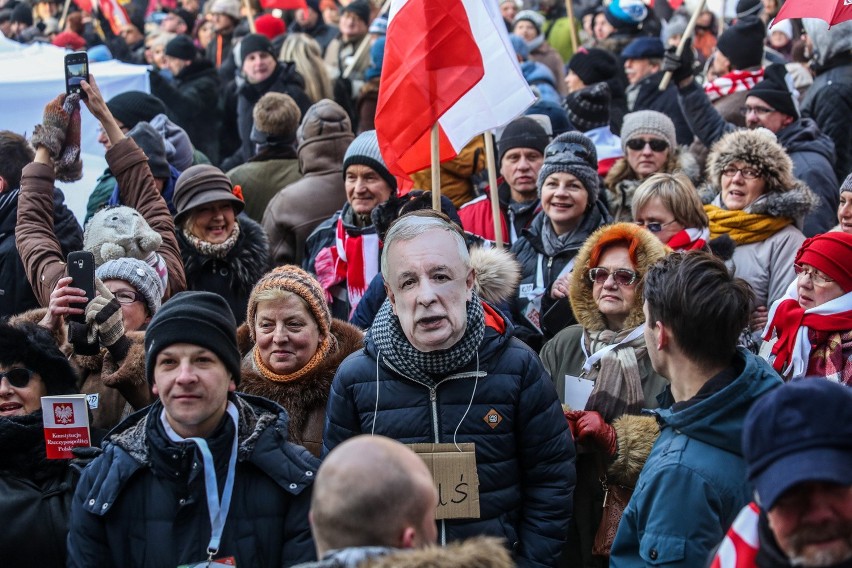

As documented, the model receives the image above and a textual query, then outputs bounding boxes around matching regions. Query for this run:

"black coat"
[68,394,318,568]
[800,56,852,183]
[629,70,694,146]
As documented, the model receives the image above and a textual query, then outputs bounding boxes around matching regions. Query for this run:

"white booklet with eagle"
[41,395,91,459]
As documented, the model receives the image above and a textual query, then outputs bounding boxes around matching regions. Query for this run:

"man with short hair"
[324,211,574,567]
[290,0,338,54]
[609,252,782,568]
[68,291,319,566]
[458,117,549,246]
[710,380,852,568]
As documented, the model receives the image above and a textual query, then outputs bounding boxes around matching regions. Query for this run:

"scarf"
[313,215,380,318]
[666,227,710,251]
[182,221,240,259]
[762,280,852,382]
[526,34,545,52]
[248,332,337,384]
[704,205,792,245]
[369,295,485,388]
[582,327,647,422]
[704,68,764,102]
[541,216,579,257]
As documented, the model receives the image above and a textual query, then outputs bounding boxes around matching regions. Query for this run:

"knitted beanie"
[748,63,799,119]
[716,16,766,70]
[605,0,647,30]
[84,205,163,265]
[164,34,197,61]
[567,48,618,86]
[537,131,600,203]
[497,117,550,164]
[96,258,165,316]
[106,92,168,129]
[209,0,240,20]
[254,14,285,40]
[0,322,77,396]
[513,9,544,35]
[127,122,170,179]
[736,0,763,19]
[173,164,245,226]
[842,172,852,194]
[343,130,396,191]
[341,0,370,26]
[246,265,331,342]
[144,291,241,385]
[564,82,611,133]
[620,110,677,153]
[795,232,852,293]
[10,3,32,26]
[239,33,275,66]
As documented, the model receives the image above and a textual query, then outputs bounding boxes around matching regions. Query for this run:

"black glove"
[662,38,696,85]
[70,446,103,477]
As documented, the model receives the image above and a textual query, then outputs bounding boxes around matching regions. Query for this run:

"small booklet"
[41,395,91,459]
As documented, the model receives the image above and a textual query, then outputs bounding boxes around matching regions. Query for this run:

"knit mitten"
[55,94,83,182]
[31,94,72,159]
[86,281,126,348]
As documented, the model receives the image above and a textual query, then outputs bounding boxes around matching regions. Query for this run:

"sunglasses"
[625,138,669,152]
[635,219,677,233]
[544,141,594,164]
[0,368,35,389]
[588,267,639,287]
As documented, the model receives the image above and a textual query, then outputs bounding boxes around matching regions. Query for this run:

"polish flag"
[375,0,535,180]
[97,0,131,35]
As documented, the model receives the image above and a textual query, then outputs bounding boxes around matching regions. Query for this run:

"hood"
[802,19,852,68]
[521,60,557,87]
[149,113,195,171]
[469,246,522,305]
[568,221,668,332]
[776,118,837,163]
[298,99,356,175]
[655,350,781,454]
[363,537,513,568]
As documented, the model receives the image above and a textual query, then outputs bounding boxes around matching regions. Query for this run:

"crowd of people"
[1,0,851,566]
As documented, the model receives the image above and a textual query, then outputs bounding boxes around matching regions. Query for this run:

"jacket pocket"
[639,532,685,565]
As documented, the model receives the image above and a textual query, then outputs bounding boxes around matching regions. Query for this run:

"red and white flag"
[375,0,535,181]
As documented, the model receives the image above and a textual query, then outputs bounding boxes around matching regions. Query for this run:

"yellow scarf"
[704,205,792,245]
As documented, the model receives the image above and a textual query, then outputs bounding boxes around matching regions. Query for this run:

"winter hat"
[842,172,852,195]
[526,99,572,136]
[513,10,544,35]
[497,117,549,164]
[87,44,113,62]
[149,113,194,171]
[144,291,241,385]
[604,0,648,31]
[743,380,852,511]
[364,36,385,80]
[96,258,165,315]
[52,30,87,50]
[239,33,276,66]
[297,99,354,149]
[341,0,370,26]
[508,33,529,60]
[794,232,852,293]
[254,14,285,40]
[246,265,332,343]
[537,131,600,202]
[621,37,665,60]
[106,91,168,129]
[173,164,245,226]
[620,110,677,153]
[0,321,78,396]
[663,13,688,44]
[10,3,32,26]
[127,122,170,179]
[735,0,763,19]
[343,130,396,191]
[164,34,197,60]
[768,19,793,42]
[748,63,800,119]
[706,128,796,195]
[566,47,618,86]
[209,0,240,20]
[251,92,301,147]
[564,82,611,133]
[368,15,387,35]
[84,205,163,266]
[716,16,766,70]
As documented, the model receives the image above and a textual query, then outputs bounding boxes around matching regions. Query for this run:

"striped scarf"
[666,227,709,251]
[704,68,764,103]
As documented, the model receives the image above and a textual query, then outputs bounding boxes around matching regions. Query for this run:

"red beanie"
[254,14,286,40]
[795,232,852,293]
[52,31,87,51]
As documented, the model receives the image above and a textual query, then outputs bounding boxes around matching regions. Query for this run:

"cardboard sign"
[409,443,480,520]
[41,395,91,459]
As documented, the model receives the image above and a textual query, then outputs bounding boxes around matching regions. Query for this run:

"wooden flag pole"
[431,124,441,210]
[58,0,73,32]
[242,0,256,34]
[343,0,392,80]
[658,0,706,91]
[483,132,503,249]
[564,0,578,55]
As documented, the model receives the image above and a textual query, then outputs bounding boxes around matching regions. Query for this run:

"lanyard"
[188,403,239,560]
[580,325,646,374]
[535,254,575,289]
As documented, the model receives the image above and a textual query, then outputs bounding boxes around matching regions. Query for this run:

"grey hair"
[380,214,470,280]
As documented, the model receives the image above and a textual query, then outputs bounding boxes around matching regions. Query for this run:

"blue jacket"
[609,350,782,568]
[323,305,575,568]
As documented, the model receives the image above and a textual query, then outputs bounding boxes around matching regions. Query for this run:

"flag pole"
[483,131,504,249]
[343,0,392,79]
[431,124,441,210]
[659,0,706,91]
[58,0,73,31]
[564,0,578,54]
[242,0,256,33]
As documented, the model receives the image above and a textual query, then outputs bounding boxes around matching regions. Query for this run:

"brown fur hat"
[705,128,796,196]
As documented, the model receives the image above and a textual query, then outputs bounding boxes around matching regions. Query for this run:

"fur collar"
[364,537,513,568]
[699,179,819,221]
[469,246,522,305]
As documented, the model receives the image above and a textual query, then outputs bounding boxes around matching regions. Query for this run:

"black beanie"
[748,63,799,118]
[564,82,611,133]
[144,291,241,386]
[341,0,370,27]
[106,92,168,129]
[10,3,32,26]
[0,322,78,396]
[239,33,276,66]
[165,34,198,61]
[716,16,765,70]
[567,48,618,86]
[497,117,550,164]
[127,122,171,179]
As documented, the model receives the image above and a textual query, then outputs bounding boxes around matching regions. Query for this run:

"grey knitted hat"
[564,82,611,133]
[841,172,852,194]
[96,257,164,316]
[537,131,600,203]
[620,110,677,153]
[514,10,545,35]
[343,130,397,191]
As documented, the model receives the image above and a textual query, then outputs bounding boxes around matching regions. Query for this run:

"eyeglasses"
[739,105,776,117]
[113,290,145,305]
[721,166,762,180]
[635,219,677,233]
[544,141,594,164]
[793,264,835,286]
[588,267,639,287]
[625,138,669,152]
[0,368,35,389]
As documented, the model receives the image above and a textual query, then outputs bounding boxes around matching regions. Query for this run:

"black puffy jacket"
[323,306,575,568]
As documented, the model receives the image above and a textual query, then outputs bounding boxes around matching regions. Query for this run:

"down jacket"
[324,306,575,568]
[68,394,319,567]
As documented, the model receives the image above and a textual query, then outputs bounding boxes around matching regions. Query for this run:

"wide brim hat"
[173,164,245,226]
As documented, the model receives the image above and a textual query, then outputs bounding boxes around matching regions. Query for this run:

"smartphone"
[66,251,95,324]
[64,52,89,97]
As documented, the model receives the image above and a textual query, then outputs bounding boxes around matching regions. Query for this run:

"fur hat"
[567,47,618,86]
[106,92,167,130]
[246,265,331,343]
[251,92,301,147]
[84,205,163,266]
[127,122,170,179]
[96,258,165,315]
[620,110,677,153]
[497,117,549,164]
[706,128,797,195]
[164,34,197,61]
[209,0,240,20]
[537,131,600,203]
[0,321,78,396]
[173,165,245,226]
[716,16,766,70]
[564,82,611,133]
[513,10,544,35]
[748,63,799,119]
[343,130,396,191]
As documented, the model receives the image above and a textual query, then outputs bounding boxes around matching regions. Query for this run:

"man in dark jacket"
[68,291,319,567]
[324,211,575,568]
[290,0,338,55]
[205,0,241,84]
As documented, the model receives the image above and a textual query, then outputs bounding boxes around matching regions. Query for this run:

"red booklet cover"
[41,395,91,459]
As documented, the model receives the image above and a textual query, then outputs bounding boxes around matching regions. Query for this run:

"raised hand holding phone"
[64,52,89,98]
